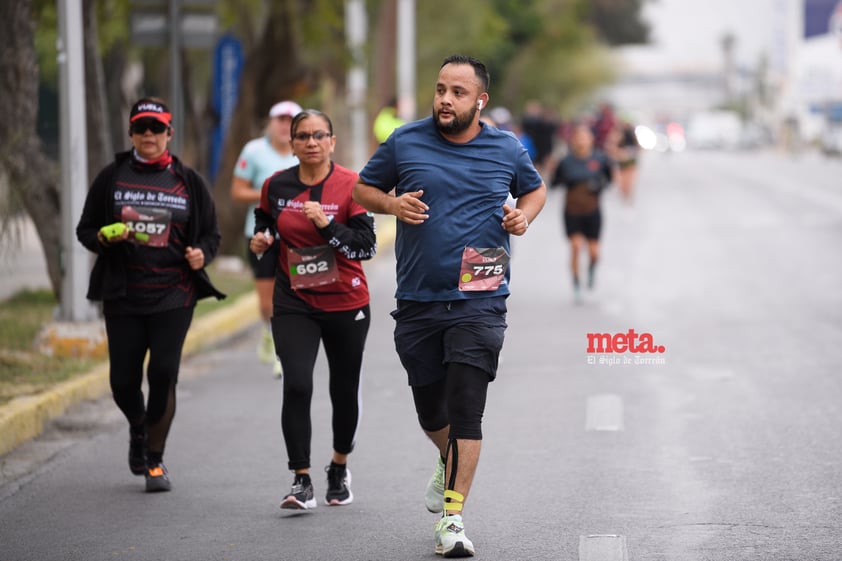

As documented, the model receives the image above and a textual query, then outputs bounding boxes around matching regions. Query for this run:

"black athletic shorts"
[564,210,602,240]
[391,297,507,387]
[246,236,279,279]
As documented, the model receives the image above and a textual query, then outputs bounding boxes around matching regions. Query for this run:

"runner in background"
[551,122,615,303]
[610,118,641,205]
[231,100,302,377]
[373,96,406,144]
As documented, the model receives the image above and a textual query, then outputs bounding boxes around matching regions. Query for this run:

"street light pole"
[397,0,416,122]
[346,0,368,171]
[169,0,183,155]
[56,0,96,322]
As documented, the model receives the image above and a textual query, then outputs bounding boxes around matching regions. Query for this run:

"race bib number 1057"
[120,205,172,247]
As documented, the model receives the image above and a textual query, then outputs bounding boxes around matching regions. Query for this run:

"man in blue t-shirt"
[354,54,546,558]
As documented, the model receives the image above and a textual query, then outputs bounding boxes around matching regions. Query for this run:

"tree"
[588,0,651,46]
[4,0,652,293]
[210,0,326,254]
[0,0,63,298]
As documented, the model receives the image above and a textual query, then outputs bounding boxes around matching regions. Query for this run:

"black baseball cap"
[129,99,172,125]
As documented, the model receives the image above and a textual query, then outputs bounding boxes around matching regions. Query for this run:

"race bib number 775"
[458,246,509,292]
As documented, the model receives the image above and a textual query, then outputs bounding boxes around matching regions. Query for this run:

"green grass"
[0,289,97,405]
[0,262,255,405]
[194,262,254,318]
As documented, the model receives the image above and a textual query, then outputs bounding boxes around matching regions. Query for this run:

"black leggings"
[104,307,193,455]
[411,362,490,440]
[271,305,370,471]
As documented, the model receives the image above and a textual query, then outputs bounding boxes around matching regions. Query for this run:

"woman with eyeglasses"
[250,109,376,510]
[76,97,225,493]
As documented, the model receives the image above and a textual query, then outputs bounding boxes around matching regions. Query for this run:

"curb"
[0,291,260,458]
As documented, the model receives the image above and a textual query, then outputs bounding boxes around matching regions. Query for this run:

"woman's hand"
[302,201,332,228]
[249,230,273,254]
[184,246,205,270]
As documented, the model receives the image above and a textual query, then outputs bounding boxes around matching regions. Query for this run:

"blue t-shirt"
[359,117,543,302]
[234,136,298,236]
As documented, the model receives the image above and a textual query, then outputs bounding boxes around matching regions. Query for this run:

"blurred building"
[601,0,842,148]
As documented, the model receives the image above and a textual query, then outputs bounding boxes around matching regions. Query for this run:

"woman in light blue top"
[231,100,301,376]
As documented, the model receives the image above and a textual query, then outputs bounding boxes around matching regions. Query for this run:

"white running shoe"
[435,514,475,557]
[425,456,445,513]
[257,328,275,364]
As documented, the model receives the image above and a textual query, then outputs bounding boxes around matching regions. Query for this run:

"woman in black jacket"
[76,97,225,493]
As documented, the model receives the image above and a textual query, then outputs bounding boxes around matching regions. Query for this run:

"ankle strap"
[444,489,464,511]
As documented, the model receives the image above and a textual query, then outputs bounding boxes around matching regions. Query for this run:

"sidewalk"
[0,216,51,301]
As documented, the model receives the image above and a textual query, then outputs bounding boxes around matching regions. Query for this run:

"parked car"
[820,124,842,156]
[685,110,742,150]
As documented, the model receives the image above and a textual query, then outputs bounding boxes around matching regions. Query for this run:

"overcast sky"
[621,0,787,74]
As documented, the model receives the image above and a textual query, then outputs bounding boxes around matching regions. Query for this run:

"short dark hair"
[290,109,334,138]
[441,55,490,92]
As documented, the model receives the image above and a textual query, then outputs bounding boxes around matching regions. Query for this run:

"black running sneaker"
[280,474,316,510]
[325,464,353,506]
[145,462,172,493]
[128,429,147,476]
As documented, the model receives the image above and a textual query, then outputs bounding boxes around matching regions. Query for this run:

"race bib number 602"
[287,245,339,289]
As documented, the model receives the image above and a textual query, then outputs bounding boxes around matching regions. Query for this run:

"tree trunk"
[83,0,111,178]
[210,0,317,255]
[0,0,63,297]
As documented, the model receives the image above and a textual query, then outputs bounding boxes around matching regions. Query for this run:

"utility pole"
[346,0,368,171]
[57,0,96,322]
[397,0,416,122]
[168,0,183,155]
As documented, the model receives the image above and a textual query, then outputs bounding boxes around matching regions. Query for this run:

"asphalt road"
[1,148,841,560]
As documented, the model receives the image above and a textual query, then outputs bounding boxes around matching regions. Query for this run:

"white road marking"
[578,534,629,561]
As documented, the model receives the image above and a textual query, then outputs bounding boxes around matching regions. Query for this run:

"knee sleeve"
[446,363,489,440]
[412,379,449,433]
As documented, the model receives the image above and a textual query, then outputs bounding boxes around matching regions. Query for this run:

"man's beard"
[433,105,477,135]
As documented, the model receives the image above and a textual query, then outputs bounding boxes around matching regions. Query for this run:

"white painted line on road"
[585,394,625,431]
[578,534,629,561]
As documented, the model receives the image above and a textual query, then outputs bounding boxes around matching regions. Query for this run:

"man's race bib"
[121,206,172,247]
[287,245,339,289]
[458,246,509,292]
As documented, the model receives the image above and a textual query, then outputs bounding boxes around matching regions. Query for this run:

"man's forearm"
[517,183,547,225]
[353,181,395,216]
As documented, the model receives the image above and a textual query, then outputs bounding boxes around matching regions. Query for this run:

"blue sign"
[804,0,840,38]
[210,34,243,181]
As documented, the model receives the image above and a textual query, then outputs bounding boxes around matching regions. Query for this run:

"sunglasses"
[292,131,331,142]
[131,120,168,135]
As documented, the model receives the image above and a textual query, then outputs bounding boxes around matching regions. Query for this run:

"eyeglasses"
[292,131,331,142]
[131,120,168,135]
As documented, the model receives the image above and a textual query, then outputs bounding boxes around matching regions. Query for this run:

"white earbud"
[477,100,484,110]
